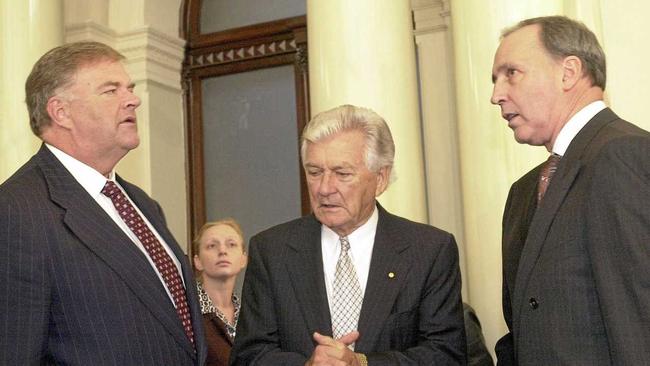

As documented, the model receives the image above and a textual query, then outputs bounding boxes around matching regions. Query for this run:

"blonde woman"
[193,219,247,366]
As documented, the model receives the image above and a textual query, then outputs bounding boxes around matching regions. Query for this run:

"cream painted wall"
[413,0,468,300]
[599,0,650,132]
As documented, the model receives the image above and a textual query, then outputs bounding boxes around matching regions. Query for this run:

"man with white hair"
[231,104,466,365]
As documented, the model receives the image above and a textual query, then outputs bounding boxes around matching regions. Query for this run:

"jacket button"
[529,297,539,309]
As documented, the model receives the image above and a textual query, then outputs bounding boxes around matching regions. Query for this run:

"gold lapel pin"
[388,272,395,279]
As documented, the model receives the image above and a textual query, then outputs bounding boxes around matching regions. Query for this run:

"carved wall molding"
[65,21,115,45]
[118,27,186,92]
[64,23,185,92]
[188,38,298,69]
[412,0,451,35]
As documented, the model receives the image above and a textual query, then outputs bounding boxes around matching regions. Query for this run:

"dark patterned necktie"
[102,181,195,347]
[537,153,562,203]
[331,236,362,350]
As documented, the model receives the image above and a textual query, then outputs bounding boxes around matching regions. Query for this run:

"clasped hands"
[305,331,364,366]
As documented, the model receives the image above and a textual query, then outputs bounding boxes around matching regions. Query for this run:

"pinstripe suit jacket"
[496,108,650,365]
[0,145,207,365]
[231,204,466,365]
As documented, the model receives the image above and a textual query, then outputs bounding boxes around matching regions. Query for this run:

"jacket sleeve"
[0,191,51,365]
[496,186,516,366]
[229,235,308,366]
[585,135,650,365]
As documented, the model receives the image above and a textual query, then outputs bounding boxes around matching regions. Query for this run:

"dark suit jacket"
[230,204,466,365]
[496,108,650,365]
[0,145,207,365]
[204,312,234,366]
[463,303,493,366]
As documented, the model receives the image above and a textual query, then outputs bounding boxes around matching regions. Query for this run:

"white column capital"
[412,0,450,35]
[117,28,185,92]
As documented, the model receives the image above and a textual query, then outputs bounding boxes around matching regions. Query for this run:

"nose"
[125,89,141,109]
[217,243,227,255]
[491,79,506,106]
[317,172,337,196]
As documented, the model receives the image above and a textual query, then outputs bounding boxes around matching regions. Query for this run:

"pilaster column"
[412,0,467,299]
[0,0,63,181]
[307,0,427,223]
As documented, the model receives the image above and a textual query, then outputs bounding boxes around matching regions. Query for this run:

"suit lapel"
[37,146,196,358]
[356,206,411,352]
[512,108,619,325]
[118,177,200,357]
[512,161,580,323]
[503,170,538,302]
[285,216,333,336]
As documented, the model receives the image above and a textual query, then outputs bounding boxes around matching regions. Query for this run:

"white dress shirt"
[552,100,607,155]
[321,205,378,316]
[46,144,184,304]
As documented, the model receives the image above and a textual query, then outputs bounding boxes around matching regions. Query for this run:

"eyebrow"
[97,81,136,90]
[491,63,512,84]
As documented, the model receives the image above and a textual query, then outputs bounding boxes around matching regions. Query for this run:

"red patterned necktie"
[101,181,195,347]
[537,154,562,203]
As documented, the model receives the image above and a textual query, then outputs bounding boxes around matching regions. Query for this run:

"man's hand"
[304,331,363,366]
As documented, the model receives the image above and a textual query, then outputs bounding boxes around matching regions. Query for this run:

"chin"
[206,272,234,281]
[123,138,141,151]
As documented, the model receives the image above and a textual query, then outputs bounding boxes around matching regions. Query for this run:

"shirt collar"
[321,204,379,242]
[46,144,115,196]
[552,100,606,155]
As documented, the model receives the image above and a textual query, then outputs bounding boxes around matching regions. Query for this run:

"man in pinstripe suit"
[0,42,207,365]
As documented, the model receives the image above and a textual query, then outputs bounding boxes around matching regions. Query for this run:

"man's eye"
[307,170,321,177]
[104,89,117,94]
[336,172,351,178]
[506,68,517,76]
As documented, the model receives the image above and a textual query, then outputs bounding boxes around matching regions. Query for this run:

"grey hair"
[502,15,606,90]
[300,104,396,182]
[25,41,125,136]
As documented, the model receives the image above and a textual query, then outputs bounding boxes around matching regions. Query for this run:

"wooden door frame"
[181,0,310,245]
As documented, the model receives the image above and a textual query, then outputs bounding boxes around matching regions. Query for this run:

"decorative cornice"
[117,27,185,92]
[65,21,116,45]
[188,38,298,69]
[412,0,450,36]
[64,22,186,92]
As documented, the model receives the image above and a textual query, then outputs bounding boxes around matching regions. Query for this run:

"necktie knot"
[340,236,350,253]
[538,153,562,203]
[101,180,121,199]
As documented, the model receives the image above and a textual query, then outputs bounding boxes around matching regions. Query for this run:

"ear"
[561,55,583,90]
[240,253,248,270]
[46,95,73,129]
[374,166,391,197]
[193,254,204,272]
